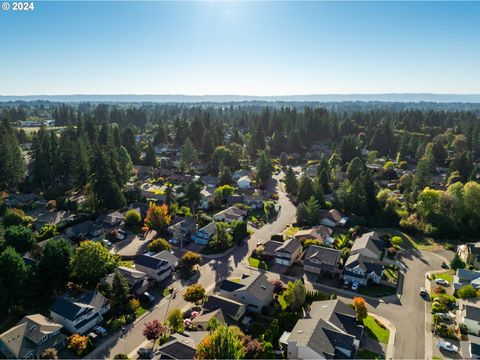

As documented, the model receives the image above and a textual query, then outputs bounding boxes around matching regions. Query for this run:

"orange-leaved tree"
[144,203,171,232]
[353,297,368,321]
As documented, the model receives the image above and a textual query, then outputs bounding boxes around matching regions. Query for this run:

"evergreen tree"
[284,167,298,197]
[143,142,157,167]
[297,173,314,204]
[256,150,273,187]
[111,270,131,314]
[0,119,25,191]
[90,150,126,210]
[180,137,196,171]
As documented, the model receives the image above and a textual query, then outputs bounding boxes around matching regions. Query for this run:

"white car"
[435,278,450,286]
[434,312,451,320]
[351,282,359,291]
[437,341,458,352]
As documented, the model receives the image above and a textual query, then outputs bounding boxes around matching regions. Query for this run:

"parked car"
[87,332,99,342]
[435,278,449,286]
[144,291,155,303]
[434,313,451,320]
[436,341,458,352]
[102,239,113,247]
[137,348,154,359]
[93,325,108,336]
[351,282,359,291]
[419,287,428,297]
[441,262,449,269]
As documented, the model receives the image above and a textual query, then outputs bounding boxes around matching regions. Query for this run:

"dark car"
[441,262,449,269]
[137,348,154,359]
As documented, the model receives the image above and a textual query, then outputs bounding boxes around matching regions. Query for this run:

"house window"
[41,335,48,342]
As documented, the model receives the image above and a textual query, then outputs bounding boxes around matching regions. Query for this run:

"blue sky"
[1,1,479,95]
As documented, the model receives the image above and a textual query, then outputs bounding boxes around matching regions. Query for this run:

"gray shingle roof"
[203,295,244,318]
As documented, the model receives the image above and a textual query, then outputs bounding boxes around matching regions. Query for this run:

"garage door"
[275,258,289,266]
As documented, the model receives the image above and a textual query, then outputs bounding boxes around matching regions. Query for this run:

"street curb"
[370,313,396,360]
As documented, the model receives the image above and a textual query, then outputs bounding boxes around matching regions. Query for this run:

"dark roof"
[345,253,384,277]
[203,295,243,318]
[288,300,363,359]
[197,222,217,237]
[304,245,342,271]
[219,279,245,292]
[157,339,196,360]
[276,238,302,255]
[471,342,480,356]
[135,254,169,269]
[50,290,107,321]
[350,231,384,258]
[465,305,480,321]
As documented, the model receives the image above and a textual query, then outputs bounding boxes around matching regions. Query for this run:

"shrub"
[3,208,26,227]
[270,234,284,242]
[432,286,446,295]
[125,209,142,226]
[106,315,127,331]
[390,236,403,247]
[147,238,172,252]
[457,284,477,299]
[67,334,89,356]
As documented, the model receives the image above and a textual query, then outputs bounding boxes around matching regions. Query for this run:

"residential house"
[343,253,384,286]
[97,211,125,230]
[141,184,167,203]
[102,266,149,296]
[285,299,363,359]
[457,242,480,270]
[468,340,480,359]
[64,221,102,241]
[203,295,246,321]
[191,222,217,245]
[232,169,250,181]
[350,232,385,260]
[319,209,348,228]
[168,217,196,246]
[459,303,480,335]
[200,176,219,188]
[156,332,208,360]
[227,195,244,207]
[4,193,38,208]
[135,252,178,282]
[50,290,110,334]
[219,271,274,313]
[237,176,252,189]
[191,309,225,330]
[454,269,480,290]
[200,188,213,209]
[0,315,66,359]
[303,245,342,275]
[243,194,265,209]
[155,250,179,269]
[213,206,247,223]
[262,238,302,266]
[26,207,71,231]
[133,165,151,180]
[294,226,334,246]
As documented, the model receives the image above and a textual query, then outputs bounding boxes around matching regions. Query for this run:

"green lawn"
[432,271,454,283]
[356,349,384,360]
[363,315,390,344]
[248,257,272,270]
[119,260,134,268]
[359,284,396,297]
[372,227,438,250]
[284,226,300,237]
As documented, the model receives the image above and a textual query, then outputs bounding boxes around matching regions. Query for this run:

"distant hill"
[1,93,480,103]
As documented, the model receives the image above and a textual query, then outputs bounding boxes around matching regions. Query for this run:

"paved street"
[89,171,452,360]
[89,173,296,359]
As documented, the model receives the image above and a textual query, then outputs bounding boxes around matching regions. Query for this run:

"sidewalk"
[424,269,446,360]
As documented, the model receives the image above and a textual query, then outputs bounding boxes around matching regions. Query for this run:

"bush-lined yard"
[363,315,390,344]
